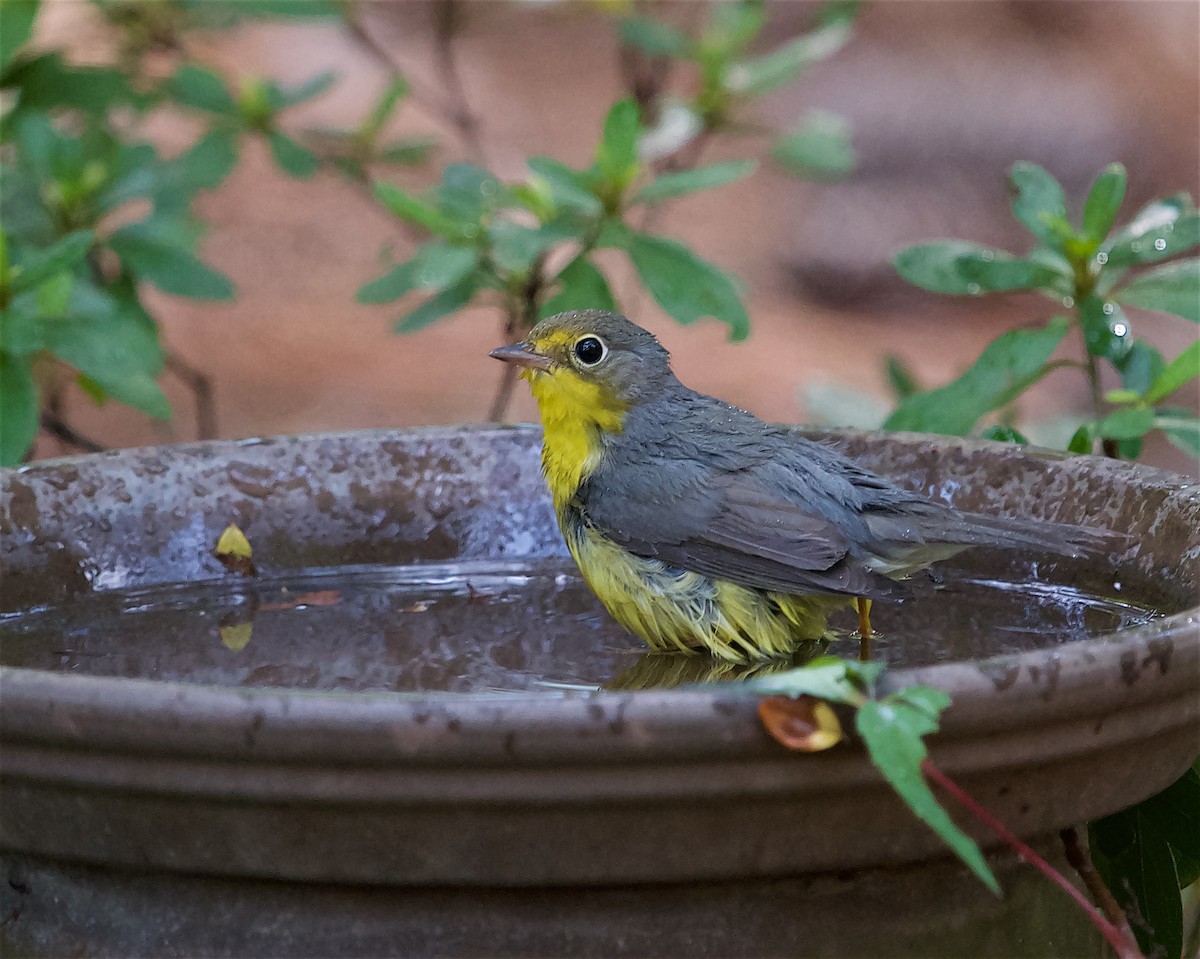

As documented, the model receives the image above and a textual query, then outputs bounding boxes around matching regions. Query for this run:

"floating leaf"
[884,317,1069,435]
[616,228,749,339]
[632,160,756,205]
[1115,258,1199,323]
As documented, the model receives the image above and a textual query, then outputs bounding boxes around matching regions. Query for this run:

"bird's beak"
[489,343,553,371]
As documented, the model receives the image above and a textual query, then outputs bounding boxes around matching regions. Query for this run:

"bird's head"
[489,310,674,431]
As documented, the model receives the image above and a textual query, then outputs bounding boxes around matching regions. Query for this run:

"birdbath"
[1,426,1197,958]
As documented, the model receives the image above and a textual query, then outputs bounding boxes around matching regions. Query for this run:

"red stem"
[920,759,1143,959]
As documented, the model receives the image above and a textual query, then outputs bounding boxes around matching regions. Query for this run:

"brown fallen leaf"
[260,590,342,612]
[215,523,257,577]
[757,695,844,752]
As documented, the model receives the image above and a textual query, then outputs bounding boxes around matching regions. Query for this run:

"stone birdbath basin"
[1,426,1197,957]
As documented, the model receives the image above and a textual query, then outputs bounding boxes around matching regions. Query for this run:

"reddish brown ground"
[31,1,1199,475]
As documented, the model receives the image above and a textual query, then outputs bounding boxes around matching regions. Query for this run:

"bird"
[489,310,1129,663]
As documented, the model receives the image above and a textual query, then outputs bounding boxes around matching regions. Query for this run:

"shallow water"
[0,555,1160,693]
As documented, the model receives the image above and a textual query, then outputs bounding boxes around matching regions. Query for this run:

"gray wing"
[578,456,906,601]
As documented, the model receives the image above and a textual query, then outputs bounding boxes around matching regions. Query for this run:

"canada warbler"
[490,310,1127,663]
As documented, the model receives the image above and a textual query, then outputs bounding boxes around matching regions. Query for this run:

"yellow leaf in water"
[216,523,253,559]
[220,621,254,651]
[215,523,257,577]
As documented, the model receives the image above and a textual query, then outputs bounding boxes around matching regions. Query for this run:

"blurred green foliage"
[891,162,1198,461]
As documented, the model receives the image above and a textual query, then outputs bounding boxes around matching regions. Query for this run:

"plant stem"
[920,759,1143,959]
[164,352,216,440]
[432,0,486,167]
[40,412,105,454]
[1060,826,1139,948]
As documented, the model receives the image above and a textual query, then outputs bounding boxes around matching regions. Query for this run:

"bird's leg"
[855,597,874,661]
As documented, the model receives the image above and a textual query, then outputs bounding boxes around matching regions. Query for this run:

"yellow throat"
[526,366,627,509]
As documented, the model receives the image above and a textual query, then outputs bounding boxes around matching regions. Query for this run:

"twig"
[921,759,1143,959]
[432,0,486,166]
[40,412,105,454]
[1060,826,1140,948]
[164,352,216,440]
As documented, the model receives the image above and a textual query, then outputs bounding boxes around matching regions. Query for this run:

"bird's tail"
[934,508,1133,560]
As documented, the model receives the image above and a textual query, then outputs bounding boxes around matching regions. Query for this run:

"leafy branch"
[891,162,1198,460]
[746,658,1147,959]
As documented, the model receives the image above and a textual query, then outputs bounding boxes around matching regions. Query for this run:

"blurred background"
[8,0,1199,473]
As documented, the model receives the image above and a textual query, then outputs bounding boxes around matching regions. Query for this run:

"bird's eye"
[572,335,607,366]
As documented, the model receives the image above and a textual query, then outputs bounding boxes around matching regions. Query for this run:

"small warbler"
[490,310,1126,663]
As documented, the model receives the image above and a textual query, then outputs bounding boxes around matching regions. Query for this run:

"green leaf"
[1067,424,1094,455]
[394,274,480,333]
[7,230,93,296]
[723,20,852,97]
[741,658,884,703]
[1115,340,1166,396]
[632,160,757,205]
[617,228,749,340]
[373,182,469,240]
[175,127,240,192]
[1082,163,1127,243]
[357,243,476,305]
[378,137,436,166]
[884,355,920,400]
[1007,162,1068,247]
[857,697,1000,896]
[595,99,641,186]
[540,256,617,318]
[438,163,501,225]
[268,71,336,109]
[1091,807,1184,959]
[1078,295,1131,361]
[1144,340,1200,405]
[0,0,38,73]
[359,77,408,140]
[5,53,143,115]
[1097,406,1154,441]
[0,350,38,465]
[704,1,766,56]
[208,0,338,17]
[1157,414,1200,458]
[1104,209,1200,271]
[884,317,1069,435]
[44,294,169,420]
[526,157,603,216]
[980,425,1028,444]
[1115,258,1199,322]
[618,17,691,58]
[772,111,854,180]
[168,65,237,115]
[108,218,234,301]
[893,241,1061,296]
[489,220,573,276]
[266,130,318,178]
